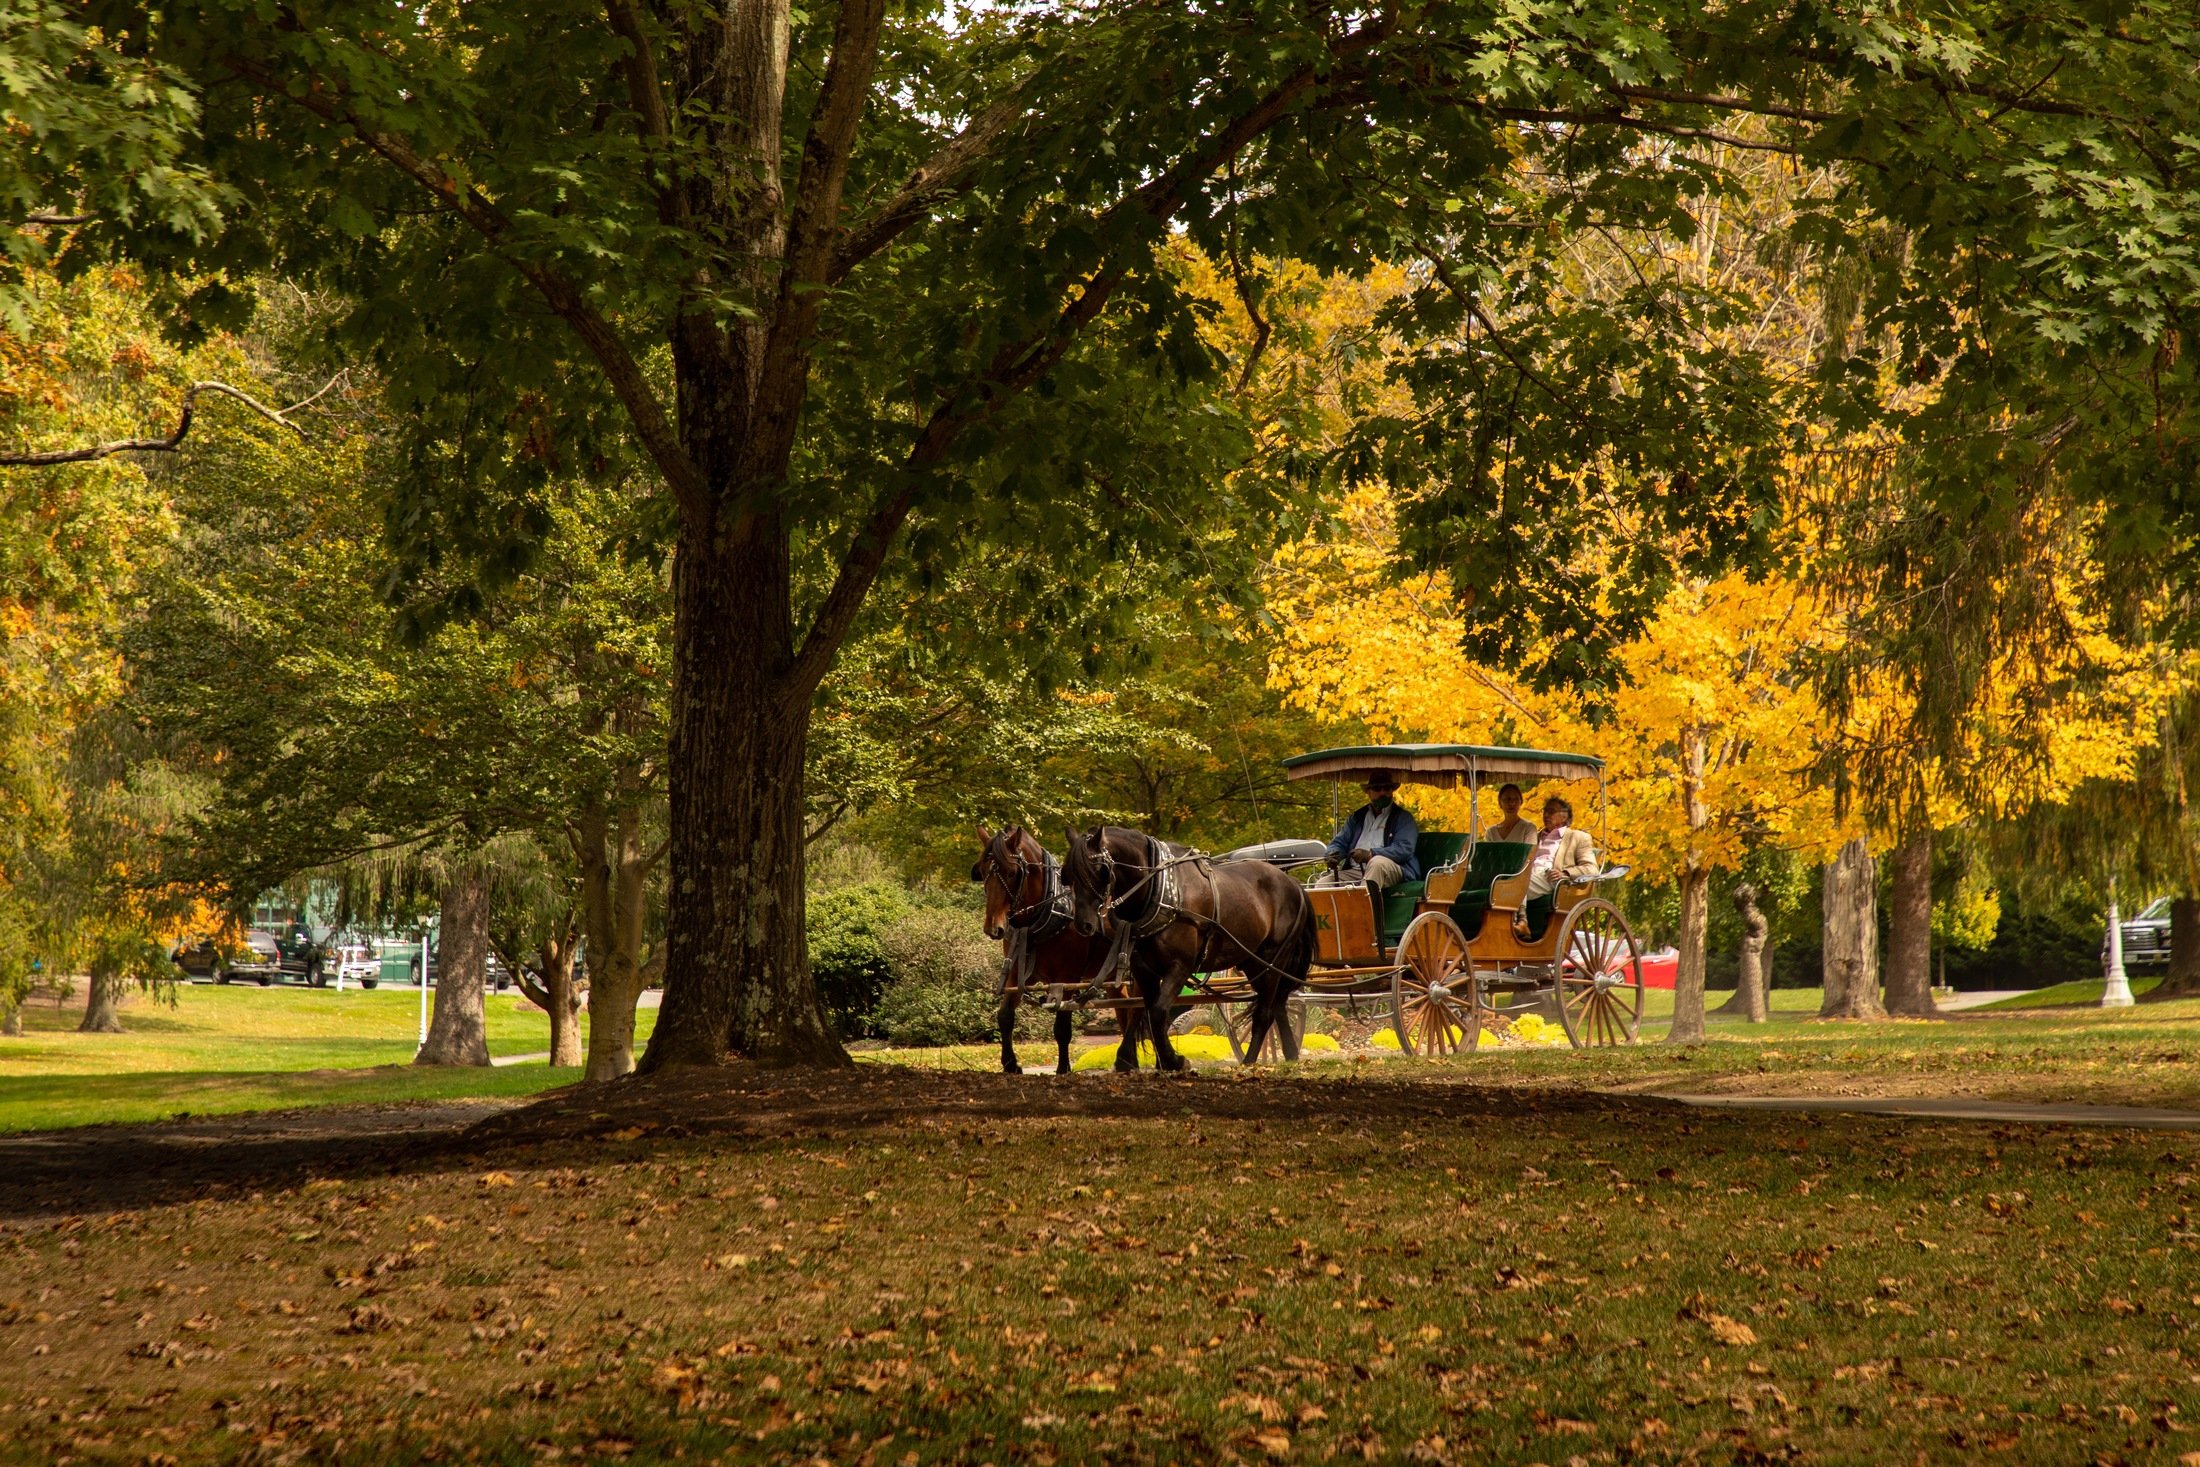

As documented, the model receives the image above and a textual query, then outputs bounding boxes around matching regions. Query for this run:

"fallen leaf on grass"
[1706,1315,1757,1347]
[477,1172,516,1188]
[1250,1427,1292,1459]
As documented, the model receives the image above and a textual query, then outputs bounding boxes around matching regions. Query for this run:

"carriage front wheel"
[1389,912,1479,1056]
[1552,897,1643,1047]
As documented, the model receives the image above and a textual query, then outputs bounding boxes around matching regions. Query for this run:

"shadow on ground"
[0,1066,1664,1223]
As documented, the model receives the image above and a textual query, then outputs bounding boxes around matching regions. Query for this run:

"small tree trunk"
[2,992,22,1036]
[1667,863,1712,1044]
[416,869,492,1066]
[2151,895,2200,999]
[1883,823,1937,1016]
[1727,881,1770,1023]
[77,968,126,1033]
[581,801,655,1080]
[1665,730,1713,1045]
[532,932,584,1067]
[1820,838,1885,1019]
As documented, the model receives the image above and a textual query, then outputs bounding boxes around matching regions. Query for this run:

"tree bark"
[1725,881,1770,1022]
[1666,730,1712,1045]
[1819,838,1885,1019]
[580,800,655,1080]
[416,869,491,1066]
[2151,894,2200,1000]
[639,509,846,1071]
[2,989,22,1035]
[1667,863,1711,1044]
[77,969,126,1033]
[521,929,584,1068]
[1883,823,1937,1016]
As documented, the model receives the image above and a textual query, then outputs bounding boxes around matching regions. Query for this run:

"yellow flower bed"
[1068,1030,1341,1070]
[1368,1012,1570,1051]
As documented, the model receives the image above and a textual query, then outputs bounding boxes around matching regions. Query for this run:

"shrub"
[806,881,916,1037]
[872,905,1002,1046]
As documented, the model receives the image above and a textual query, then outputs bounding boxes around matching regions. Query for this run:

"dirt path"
[1665,1092,2200,1128]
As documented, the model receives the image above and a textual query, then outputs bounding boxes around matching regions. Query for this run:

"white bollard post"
[418,928,431,1047]
[2102,880,2134,1009]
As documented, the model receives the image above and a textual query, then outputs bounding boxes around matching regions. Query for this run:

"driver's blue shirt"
[1324,801,1421,879]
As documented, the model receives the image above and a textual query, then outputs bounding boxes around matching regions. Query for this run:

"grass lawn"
[2,1068,2194,1463]
[0,983,656,1132]
[891,984,2200,1110]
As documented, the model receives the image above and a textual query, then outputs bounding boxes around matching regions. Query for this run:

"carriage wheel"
[1553,898,1643,1047]
[1224,994,1306,1062]
[1389,913,1479,1057]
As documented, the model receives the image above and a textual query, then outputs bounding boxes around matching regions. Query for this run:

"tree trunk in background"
[416,869,491,1065]
[581,801,656,1081]
[542,934,584,1067]
[1883,824,1937,1016]
[1667,864,1711,1043]
[1723,881,1770,1022]
[2,993,22,1035]
[77,968,125,1033]
[2151,895,2200,1000]
[1665,730,1713,1045]
[1820,839,1885,1019]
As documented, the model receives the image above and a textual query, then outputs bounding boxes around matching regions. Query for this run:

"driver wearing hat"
[1318,771,1420,892]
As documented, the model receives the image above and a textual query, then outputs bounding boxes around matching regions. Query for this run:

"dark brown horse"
[1060,825,1315,1069]
[972,825,1117,1075]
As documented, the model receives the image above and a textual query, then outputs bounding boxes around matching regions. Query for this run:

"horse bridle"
[979,835,1067,934]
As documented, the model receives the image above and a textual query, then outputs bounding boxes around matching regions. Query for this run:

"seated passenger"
[1515,796,1599,939]
[1318,772,1421,892]
[1484,782,1538,845]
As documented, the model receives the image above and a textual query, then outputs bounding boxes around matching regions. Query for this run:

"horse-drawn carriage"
[1273,743,1645,1054]
[976,741,1643,1070]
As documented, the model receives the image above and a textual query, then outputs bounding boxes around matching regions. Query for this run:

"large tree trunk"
[1883,823,1936,1016]
[77,969,125,1033]
[640,511,845,1071]
[1667,863,1711,1044]
[2150,894,2200,1000]
[1723,881,1770,1022]
[416,869,491,1066]
[1819,839,1885,1019]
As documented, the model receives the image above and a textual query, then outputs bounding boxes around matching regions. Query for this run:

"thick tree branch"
[603,0,679,227]
[0,374,341,467]
[745,0,888,478]
[23,211,95,226]
[788,23,1386,700]
[219,52,708,515]
[829,91,1031,284]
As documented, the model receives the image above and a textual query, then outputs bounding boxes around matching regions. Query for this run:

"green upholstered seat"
[1446,840,1534,934]
[1377,832,1474,939]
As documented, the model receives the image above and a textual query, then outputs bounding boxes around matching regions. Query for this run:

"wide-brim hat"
[1363,771,1399,792]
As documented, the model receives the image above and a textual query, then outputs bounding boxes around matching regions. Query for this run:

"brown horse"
[1060,825,1315,1070]
[972,825,1117,1075]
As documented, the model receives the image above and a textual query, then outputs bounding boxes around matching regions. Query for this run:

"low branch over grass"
[0,373,346,467]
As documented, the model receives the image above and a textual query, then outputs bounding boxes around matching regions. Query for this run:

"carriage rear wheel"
[1552,898,1643,1047]
[1389,912,1479,1057]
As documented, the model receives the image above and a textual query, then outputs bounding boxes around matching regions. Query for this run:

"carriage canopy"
[1281,742,1603,789]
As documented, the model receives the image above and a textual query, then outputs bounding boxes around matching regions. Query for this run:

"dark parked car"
[2104,896,2173,970]
[221,930,287,986]
[408,944,513,991]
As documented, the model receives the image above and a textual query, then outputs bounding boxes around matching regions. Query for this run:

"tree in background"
[0,268,253,1030]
